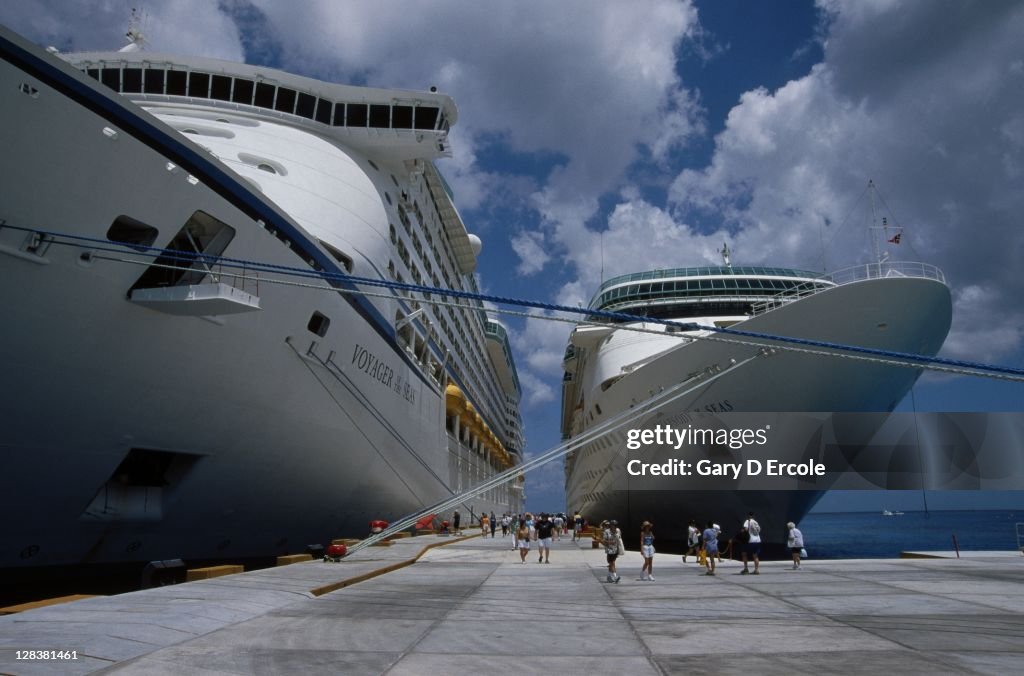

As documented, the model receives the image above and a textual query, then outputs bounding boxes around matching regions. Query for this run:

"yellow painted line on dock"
[186,564,245,581]
[0,594,101,615]
[309,533,479,597]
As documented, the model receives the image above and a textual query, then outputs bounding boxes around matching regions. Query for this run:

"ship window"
[101,67,120,91]
[86,68,100,81]
[166,70,187,95]
[368,159,380,171]
[187,72,209,98]
[254,82,275,108]
[231,77,253,104]
[144,69,165,94]
[369,104,390,128]
[208,75,230,101]
[130,211,236,290]
[328,101,344,126]
[122,67,142,93]
[275,87,297,113]
[385,192,392,205]
[415,106,439,130]
[392,105,413,129]
[347,103,368,127]
[314,98,332,124]
[296,92,316,119]
[712,279,725,289]
[307,312,330,337]
[107,215,158,251]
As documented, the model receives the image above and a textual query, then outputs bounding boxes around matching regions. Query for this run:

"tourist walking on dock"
[740,511,761,575]
[573,512,584,541]
[453,510,461,535]
[490,511,497,538]
[639,521,656,581]
[702,521,719,575]
[517,519,530,563]
[536,513,554,563]
[683,519,700,563]
[787,521,805,569]
[480,512,490,538]
[602,520,621,583]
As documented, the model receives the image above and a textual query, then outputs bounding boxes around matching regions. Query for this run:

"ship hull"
[566,275,952,553]
[0,30,514,572]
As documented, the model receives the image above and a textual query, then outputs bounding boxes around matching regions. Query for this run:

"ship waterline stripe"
[0,26,435,392]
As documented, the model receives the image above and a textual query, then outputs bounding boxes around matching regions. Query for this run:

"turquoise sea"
[798,509,1023,559]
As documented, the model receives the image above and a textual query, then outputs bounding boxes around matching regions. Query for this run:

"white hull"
[0,30,517,569]
[565,274,952,550]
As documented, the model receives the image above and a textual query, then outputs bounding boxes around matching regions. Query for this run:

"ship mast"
[119,6,147,53]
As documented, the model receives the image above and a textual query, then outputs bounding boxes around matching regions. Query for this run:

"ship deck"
[2,535,1022,674]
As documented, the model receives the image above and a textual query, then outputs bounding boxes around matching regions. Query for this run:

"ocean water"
[798,510,1024,559]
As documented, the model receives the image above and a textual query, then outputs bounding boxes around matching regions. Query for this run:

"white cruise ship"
[562,252,952,553]
[0,24,524,571]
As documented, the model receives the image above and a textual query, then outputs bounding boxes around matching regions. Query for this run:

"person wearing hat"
[787,521,805,569]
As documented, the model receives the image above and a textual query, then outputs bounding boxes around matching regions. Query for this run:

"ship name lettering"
[351,344,394,388]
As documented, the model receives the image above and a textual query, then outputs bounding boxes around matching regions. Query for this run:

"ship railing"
[750,261,945,317]
[192,260,260,297]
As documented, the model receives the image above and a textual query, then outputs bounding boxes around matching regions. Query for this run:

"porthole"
[308,312,331,337]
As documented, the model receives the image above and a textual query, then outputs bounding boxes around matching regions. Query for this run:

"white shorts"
[641,545,655,558]
[519,541,530,550]
[539,537,552,548]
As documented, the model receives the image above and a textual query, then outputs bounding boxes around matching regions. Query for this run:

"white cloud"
[509,231,550,277]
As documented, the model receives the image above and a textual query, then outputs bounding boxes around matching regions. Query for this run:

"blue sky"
[5,1,1023,513]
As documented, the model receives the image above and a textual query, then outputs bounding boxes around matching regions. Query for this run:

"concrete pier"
[1,535,1022,674]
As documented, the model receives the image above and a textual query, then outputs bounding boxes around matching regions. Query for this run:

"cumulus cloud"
[666,0,1024,365]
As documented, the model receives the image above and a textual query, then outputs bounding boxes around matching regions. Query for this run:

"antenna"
[720,241,731,269]
[119,6,147,52]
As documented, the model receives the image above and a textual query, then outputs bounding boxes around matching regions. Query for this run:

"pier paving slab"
[1,535,1022,674]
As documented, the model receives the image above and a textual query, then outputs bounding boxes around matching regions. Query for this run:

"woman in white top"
[787,521,805,569]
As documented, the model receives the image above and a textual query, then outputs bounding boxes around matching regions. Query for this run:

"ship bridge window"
[415,106,439,130]
[145,69,165,94]
[296,92,316,119]
[122,67,142,93]
[210,75,232,101]
[392,105,413,129]
[254,82,275,108]
[188,72,210,98]
[166,70,187,95]
[275,87,297,113]
[232,77,254,104]
[107,216,158,251]
[348,103,368,127]
[308,98,329,124]
[369,104,390,128]
[101,67,120,91]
